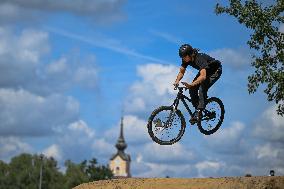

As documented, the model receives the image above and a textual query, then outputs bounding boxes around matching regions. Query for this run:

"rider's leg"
[191,67,222,124]
[190,67,222,124]
[197,66,222,110]
[207,67,222,88]
[189,73,200,109]
[189,73,205,124]
[190,87,204,124]
[197,82,209,110]
[189,85,199,109]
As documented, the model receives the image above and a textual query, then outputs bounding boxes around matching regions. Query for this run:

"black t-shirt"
[181,53,221,75]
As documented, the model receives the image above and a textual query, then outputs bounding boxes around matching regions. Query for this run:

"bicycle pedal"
[189,119,197,125]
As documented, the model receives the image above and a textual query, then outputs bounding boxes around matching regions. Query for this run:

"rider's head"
[179,44,196,62]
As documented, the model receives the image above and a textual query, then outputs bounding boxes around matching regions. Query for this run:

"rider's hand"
[181,81,194,89]
[173,82,179,89]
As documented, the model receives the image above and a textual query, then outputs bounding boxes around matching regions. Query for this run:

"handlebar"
[174,84,189,91]
[174,84,179,90]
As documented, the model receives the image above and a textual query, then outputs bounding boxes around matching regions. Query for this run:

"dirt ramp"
[73,176,284,189]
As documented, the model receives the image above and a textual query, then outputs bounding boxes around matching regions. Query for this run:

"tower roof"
[110,117,131,161]
[115,117,127,151]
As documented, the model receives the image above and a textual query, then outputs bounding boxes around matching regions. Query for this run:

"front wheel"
[197,97,225,135]
[147,106,186,145]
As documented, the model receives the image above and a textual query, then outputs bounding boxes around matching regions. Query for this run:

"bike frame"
[171,87,216,122]
[172,87,194,118]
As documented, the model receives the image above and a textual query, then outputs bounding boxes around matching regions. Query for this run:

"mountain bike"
[147,86,225,145]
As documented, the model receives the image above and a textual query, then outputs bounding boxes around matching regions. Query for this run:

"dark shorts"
[190,65,222,109]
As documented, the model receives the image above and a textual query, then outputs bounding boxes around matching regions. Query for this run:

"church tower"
[109,117,131,178]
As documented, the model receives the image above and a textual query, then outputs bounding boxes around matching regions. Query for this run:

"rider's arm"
[191,68,206,86]
[174,66,186,84]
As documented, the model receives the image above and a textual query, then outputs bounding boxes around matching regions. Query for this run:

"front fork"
[172,93,181,110]
[165,95,181,127]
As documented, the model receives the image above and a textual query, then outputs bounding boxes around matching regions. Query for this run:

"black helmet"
[179,44,194,58]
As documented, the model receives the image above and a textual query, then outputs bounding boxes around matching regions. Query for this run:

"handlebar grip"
[174,84,179,90]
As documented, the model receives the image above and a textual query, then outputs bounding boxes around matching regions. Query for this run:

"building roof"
[110,117,131,162]
[110,151,131,162]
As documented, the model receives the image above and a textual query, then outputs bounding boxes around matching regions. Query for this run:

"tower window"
[116,167,120,174]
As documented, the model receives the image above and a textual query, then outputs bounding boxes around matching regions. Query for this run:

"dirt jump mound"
[73,176,284,189]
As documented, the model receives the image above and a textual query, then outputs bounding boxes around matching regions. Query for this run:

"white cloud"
[196,161,225,177]
[127,98,146,112]
[102,114,200,177]
[209,48,251,69]
[252,142,284,175]
[59,120,95,145]
[253,105,284,142]
[207,121,245,141]
[133,161,196,178]
[43,144,62,161]
[0,28,49,90]
[68,120,95,138]
[0,3,19,18]
[17,29,50,63]
[262,105,284,128]
[46,57,67,74]
[0,0,126,24]
[105,115,149,145]
[136,153,143,163]
[136,64,179,95]
[246,105,284,175]
[53,120,102,163]
[125,63,189,115]
[128,149,196,178]
[198,105,284,176]
[205,121,246,154]
[0,136,33,161]
[0,88,79,136]
[0,27,49,63]
[0,27,99,95]
[43,54,99,93]
[92,138,114,157]
[142,142,196,164]
[0,27,101,166]
[255,143,279,159]
[74,65,98,89]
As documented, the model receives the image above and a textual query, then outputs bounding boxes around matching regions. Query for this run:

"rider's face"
[182,55,191,63]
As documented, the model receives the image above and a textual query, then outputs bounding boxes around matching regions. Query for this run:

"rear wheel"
[147,106,186,145]
[197,97,225,135]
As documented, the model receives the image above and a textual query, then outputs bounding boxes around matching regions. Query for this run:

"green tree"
[215,0,284,115]
[0,154,114,189]
[0,160,9,188]
[6,153,37,189]
[86,158,113,181]
[41,156,65,189]
[64,160,89,189]
[3,154,64,189]
[64,158,113,188]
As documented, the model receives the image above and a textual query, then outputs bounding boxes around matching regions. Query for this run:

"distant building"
[109,117,131,178]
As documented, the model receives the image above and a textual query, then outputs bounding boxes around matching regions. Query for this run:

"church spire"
[115,117,127,151]
[109,116,131,178]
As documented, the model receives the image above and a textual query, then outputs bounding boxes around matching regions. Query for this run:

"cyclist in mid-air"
[173,44,222,124]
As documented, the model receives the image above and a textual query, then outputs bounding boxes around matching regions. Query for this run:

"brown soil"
[73,176,284,189]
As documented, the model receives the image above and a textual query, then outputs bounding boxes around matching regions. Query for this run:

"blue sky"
[0,0,283,178]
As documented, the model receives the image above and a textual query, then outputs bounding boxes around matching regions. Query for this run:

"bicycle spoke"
[152,109,182,142]
[201,101,221,131]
